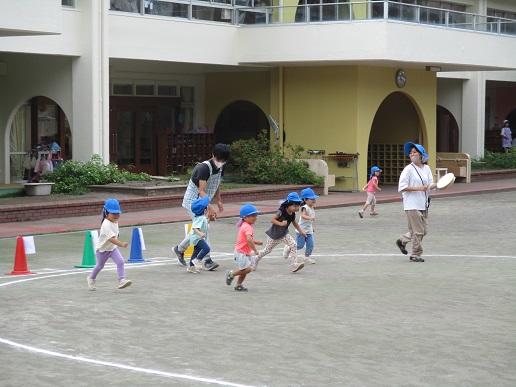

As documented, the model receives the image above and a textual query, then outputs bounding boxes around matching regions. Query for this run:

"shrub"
[472,149,516,170]
[46,155,151,194]
[230,132,323,185]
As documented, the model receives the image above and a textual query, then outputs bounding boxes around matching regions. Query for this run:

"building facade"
[1,0,516,188]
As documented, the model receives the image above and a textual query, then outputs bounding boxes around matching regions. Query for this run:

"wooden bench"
[436,152,471,183]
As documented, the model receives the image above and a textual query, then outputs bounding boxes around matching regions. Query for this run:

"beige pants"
[399,210,427,257]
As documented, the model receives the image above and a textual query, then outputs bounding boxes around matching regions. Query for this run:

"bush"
[472,149,516,170]
[230,132,323,185]
[46,155,151,194]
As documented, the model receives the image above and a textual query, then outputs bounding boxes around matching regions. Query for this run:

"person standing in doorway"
[395,142,436,263]
[501,120,512,153]
[172,143,230,271]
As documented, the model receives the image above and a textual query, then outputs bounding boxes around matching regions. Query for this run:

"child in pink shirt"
[359,166,382,218]
[226,204,262,292]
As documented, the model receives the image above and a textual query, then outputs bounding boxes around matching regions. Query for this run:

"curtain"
[9,105,30,181]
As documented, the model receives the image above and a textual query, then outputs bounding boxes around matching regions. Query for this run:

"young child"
[255,192,306,273]
[87,198,132,290]
[296,188,318,264]
[359,166,382,218]
[226,204,262,292]
[187,196,211,273]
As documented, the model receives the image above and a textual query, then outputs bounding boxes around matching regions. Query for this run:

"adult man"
[173,143,230,271]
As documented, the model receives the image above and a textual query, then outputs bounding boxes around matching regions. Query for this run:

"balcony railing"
[109,0,516,36]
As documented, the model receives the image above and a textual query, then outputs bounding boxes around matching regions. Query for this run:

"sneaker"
[358,211,364,219]
[173,246,186,266]
[117,279,132,289]
[192,258,203,270]
[87,276,96,291]
[187,265,200,274]
[234,284,248,292]
[204,261,219,271]
[225,271,234,286]
[396,239,408,255]
[370,212,379,216]
[410,256,425,262]
[282,246,290,259]
[305,257,316,264]
[291,262,305,273]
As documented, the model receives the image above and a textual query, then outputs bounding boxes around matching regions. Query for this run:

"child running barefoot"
[87,199,132,291]
[359,166,382,218]
[187,197,211,273]
[226,204,262,292]
[255,192,306,273]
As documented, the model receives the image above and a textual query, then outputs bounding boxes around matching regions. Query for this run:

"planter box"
[24,182,54,196]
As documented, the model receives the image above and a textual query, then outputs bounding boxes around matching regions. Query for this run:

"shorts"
[366,192,376,205]
[234,251,252,270]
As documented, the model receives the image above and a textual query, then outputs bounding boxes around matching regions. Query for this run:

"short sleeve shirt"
[190,215,209,246]
[235,222,254,255]
[265,208,296,240]
[190,160,222,187]
[97,219,119,252]
[366,176,379,193]
[398,163,433,211]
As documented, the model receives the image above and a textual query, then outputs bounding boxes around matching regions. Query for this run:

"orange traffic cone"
[7,236,35,275]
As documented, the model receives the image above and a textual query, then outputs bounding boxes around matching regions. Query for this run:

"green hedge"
[230,132,323,186]
[472,149,516,170]
[46,155,151,194]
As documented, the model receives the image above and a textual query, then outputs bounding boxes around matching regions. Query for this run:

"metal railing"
[109,0,516,35]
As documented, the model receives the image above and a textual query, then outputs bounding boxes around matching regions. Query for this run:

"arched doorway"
[367,92,423,184]
[7,96,72,182]
[436,105,459,152]
[214,100,269,144]
[506,108,516,130]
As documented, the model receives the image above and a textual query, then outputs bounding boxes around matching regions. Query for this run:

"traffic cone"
[184,223,194,260]
[128,228,146,263]
[7,236,35,275]
[75,231,96,268]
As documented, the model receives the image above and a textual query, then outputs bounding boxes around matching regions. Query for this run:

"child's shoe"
[291,261,305,273]
[187,265,200,273]
[173,245,186,266]
[370,212,379,216]
[87,276,96,291]
[282,246,290,259]
[234,284,248,292]
[358,210,364,219]
[226,271,234,286]
[192,258,203,270]
[117,279,132,289]
[305,257,316,264]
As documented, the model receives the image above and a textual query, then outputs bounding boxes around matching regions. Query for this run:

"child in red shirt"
[359,166,382,218]
[226,204,262,292]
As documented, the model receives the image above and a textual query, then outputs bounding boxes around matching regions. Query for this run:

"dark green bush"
[472,149,516,170]
[230,132,323,185]
[46,155,151,194]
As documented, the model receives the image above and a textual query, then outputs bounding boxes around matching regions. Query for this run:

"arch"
[506,107,516,128]
[436,105,459,152]
[214,100,269,144]
[367,91,426,184]
[5,96,72,183]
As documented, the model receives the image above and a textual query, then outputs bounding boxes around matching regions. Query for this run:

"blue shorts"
[234,251,252,270]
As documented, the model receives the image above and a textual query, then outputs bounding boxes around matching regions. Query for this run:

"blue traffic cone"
[128,228,146,263]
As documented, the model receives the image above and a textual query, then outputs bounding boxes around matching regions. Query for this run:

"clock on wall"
[395,69,407,88]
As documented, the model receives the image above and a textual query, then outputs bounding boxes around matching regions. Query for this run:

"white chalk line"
[1,251,515,386]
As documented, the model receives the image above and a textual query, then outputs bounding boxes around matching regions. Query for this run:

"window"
[135,84,155,96]
[62,0,75,6]
[487,8,516,34]
[113,83,133,96]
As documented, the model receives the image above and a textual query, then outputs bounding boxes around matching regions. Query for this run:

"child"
[255,192,306,273]
[226,204,262,291]
[295,188,318,264]
[187,196,211,273]
[87,199,132,290]
[359,166,382,218]
[501,120,512,153]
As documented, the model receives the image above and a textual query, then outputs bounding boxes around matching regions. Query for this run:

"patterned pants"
[257,234,301,268]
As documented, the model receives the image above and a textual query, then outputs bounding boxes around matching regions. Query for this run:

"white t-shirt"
[398,163,433,211]
[297,204,315,234]
[96,218,119,252]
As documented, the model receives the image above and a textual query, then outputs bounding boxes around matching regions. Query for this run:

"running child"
[255,192,306,273]
[296,188,318,264]
[187,196,211,273]
[359,166,382,218]
[226,204,262,291]
[87,198,132,290]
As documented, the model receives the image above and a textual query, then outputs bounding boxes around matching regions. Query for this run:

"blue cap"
[404,142,429,163]
[240,204,259,218]
[370,166,382,174]
[191,196,210,216]
[104,198,122,214]
[300,188,319,200]
[283,192,303,204]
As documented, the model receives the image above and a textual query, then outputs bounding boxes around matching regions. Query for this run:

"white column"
[71,0,109,163]
[461,72,486,158]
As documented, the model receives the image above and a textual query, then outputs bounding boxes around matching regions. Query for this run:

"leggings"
[257,234,301,264]
[91,248,125,280]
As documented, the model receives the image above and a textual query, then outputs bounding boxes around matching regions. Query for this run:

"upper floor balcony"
[0,0,63,36]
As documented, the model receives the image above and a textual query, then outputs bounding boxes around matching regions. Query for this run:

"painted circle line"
[0,253,514,386]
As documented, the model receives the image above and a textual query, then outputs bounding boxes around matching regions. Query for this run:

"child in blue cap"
[226,204,263,291]
[359,166,382,218]
[87,199,132,290]
[187,196,211,273]
[255,192,306,273]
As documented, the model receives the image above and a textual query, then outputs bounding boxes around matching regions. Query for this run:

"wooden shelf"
[368,143,407,184]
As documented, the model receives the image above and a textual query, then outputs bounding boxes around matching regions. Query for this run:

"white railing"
[109,0,516,35]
